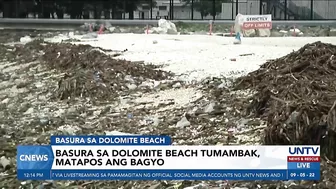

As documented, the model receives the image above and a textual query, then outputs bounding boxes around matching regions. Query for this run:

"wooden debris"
[235,41,336,161]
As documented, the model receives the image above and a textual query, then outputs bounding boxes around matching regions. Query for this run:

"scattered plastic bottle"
[93,71,101,81]
[127,113,133,119]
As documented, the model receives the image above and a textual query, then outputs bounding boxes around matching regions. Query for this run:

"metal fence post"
[213,0,216,20]
[310,0,313,20]
[169,0,172,20]
[150,0,153,20]
[191,0,194,20]
[231,0,234,19]
[124,0,127,19]
[172,0,174,20]
[285,0,287,20]
[236,0,239,15]
[169,0,172,19]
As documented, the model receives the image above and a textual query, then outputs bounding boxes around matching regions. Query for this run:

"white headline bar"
[48,146,320,170]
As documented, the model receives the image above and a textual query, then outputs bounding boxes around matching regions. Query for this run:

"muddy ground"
[0,30,334,189]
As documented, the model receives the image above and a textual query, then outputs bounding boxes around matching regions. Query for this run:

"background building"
[0,0,335,20]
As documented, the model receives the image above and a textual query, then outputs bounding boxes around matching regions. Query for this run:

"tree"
[74,0,150,19]
[194,0,211,19]
[63,0,86,19]
[1,0,157,19]
[184,0,230,19]
[118,0,157,20]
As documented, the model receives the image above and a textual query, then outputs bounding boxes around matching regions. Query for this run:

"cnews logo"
[19,155,48,161]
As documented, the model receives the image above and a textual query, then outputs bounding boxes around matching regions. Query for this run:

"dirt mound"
[0,29,62,44]
[17,40,172,101]
[235,41,336,160]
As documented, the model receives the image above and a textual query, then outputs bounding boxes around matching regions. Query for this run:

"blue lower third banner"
[18,169,290,180]
[17,144,321,181]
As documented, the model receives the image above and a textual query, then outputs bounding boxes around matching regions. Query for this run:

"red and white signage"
[242,14,272,30]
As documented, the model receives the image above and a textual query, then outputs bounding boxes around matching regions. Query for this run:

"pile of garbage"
[0,35,282,188]
[235,41,336,157]
[4,32,336,188]
[79,19,178,35]
[233,41,336,186]
[21,41,172,101]
[148,19,178,34]
[0,37,263,188]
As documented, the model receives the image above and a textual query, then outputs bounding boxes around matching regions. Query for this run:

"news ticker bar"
[17,169,320,180]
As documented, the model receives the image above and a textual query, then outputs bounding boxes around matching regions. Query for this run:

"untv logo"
[288,146,319,155]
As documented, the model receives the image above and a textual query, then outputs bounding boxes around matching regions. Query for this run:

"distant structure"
[134,0,336,20]
[0,0,335,19]
[134,0,215,20]
[221,0,335,20]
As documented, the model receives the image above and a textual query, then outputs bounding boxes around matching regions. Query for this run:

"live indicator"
[287,162,320,170]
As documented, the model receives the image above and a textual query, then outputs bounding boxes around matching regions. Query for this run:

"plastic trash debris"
[176,117,191,128]
[93,71,102,82]
[233,13,243,44]
[68,32,74,37]
[204,102,215,113]
[233,32,241,44]
[127,113,133,119]
[20,36,33,43]
[0,156,11,169]
[105,131,134,135]
[82,32,98,39]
